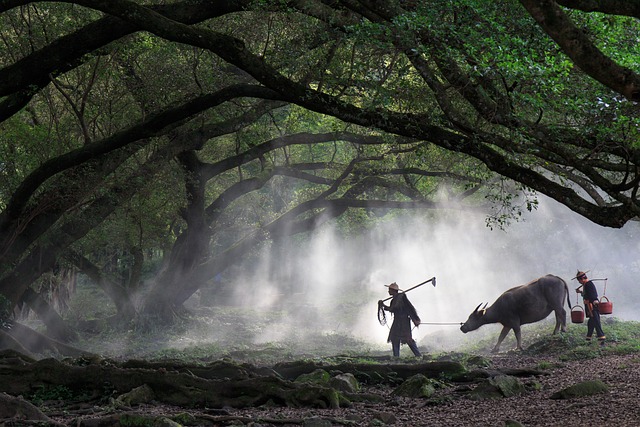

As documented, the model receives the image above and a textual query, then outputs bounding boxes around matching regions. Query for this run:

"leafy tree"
[0,0,638,349]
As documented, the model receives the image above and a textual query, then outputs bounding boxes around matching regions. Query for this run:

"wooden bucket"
[571,305,585,323]
[599,296,613,315]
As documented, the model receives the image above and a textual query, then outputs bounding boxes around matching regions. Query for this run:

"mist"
[194,195,640,355]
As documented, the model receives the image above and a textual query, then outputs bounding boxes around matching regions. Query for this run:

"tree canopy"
[0,0,639,343]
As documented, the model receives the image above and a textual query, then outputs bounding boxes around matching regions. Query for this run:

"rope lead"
[418,322,463,325]
[377,304,387,326]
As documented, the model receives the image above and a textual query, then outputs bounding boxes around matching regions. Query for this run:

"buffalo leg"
[553,308,567,333]
[492,326,512,353]
[512,325,522,350]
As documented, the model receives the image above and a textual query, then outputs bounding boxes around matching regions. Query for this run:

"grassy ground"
[73,305,640,366]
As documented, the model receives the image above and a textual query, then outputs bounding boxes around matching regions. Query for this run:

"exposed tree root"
[1,322,93,358]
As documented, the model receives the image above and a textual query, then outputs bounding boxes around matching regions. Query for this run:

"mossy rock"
[466,355,492,368]
[469,375,526,400]
[329,373,360,392]
[170,412,196,425]
[295,369,331,385]
[550,380,609,399]
[116,384,155,406]
[290,385,341,408]
[392,374,438,398]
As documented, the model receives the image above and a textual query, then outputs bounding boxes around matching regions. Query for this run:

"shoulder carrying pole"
[381,276,436,302]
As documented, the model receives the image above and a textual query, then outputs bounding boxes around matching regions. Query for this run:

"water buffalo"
[460,274,571,353]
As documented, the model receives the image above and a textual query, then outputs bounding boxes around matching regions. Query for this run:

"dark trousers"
[391,339,421,357]
[587,309,605,338]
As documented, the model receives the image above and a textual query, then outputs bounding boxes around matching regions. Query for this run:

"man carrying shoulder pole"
[574,270,606,345]
[378,278,435,357]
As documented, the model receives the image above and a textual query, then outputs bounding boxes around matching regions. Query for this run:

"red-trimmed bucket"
[599,296,613,315]
[571,305,585,323]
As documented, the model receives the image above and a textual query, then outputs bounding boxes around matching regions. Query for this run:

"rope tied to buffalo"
[418,322,463,325]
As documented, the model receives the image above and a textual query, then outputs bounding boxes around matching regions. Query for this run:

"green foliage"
[28,384,74,406]
[484,180,539,231]
[455,316,640,363]
[143,344,222,364]
[0,119,56,199]
[65,281,115,323]
[536,361,555,370]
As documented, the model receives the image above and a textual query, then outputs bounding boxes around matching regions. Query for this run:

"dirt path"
[37,351,640,426]
[224,352,640,427]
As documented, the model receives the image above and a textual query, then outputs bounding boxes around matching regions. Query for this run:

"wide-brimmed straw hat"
[572,270,590,280]
[385,282,401,291]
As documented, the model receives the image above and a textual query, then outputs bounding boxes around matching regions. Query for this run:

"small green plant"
[29,385,74,406]
[536,361,554,370]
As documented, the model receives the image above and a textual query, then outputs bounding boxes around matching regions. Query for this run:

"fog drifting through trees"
[181,195,640,355]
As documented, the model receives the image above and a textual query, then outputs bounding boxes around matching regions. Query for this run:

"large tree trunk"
[0,140,195,352]
[21,288,78,342]
[139,151,211,323]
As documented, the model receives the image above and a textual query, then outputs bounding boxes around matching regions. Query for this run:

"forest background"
[1,0,640,357]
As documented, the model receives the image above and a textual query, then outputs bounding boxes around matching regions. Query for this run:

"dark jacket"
[386,293,421,343]
[582,280,598,303]
[581,280,599,317]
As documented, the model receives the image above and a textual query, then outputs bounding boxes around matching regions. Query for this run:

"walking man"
[575,270,606,345]
[378,282,422,357]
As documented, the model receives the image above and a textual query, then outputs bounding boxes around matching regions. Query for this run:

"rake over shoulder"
[380,276,436,303]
